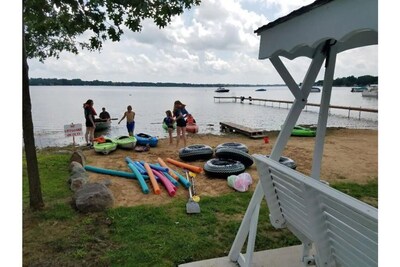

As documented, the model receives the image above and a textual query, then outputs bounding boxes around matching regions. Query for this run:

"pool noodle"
[166,158,203,173]
[161,171,179,187]
[85,165,137,179]
[133,161,147,174]
[152,169,176,197]
[140,161,169,172]
[157,157,179,180]
[172,170,192,189]
[126,163,150,194]
[125,157,146,174]
[143,162,161,195]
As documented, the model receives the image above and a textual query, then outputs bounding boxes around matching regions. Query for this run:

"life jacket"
[186,115,195,124]
[93,136,105,143]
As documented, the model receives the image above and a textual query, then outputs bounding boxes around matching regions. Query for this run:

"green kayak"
[291,126,316,137]
[114,136,137,149]
[93,138,117,155]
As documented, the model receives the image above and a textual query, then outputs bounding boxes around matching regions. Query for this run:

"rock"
[69,161,86,174]
[74,183,114,213]
[69,150,86,166]
[68,171,89,183]
[70,177,88,191]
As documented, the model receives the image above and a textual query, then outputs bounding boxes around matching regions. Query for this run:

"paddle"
[110,118,118,120]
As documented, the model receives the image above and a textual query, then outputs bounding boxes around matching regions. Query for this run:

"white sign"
[64,123,83,137]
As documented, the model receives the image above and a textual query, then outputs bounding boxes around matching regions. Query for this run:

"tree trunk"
[23,34,44,210]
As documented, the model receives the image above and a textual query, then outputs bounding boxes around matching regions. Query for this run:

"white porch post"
[311,41,338,180]
[228,45,327,266]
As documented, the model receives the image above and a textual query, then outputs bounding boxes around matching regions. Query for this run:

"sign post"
[64,123,83,147]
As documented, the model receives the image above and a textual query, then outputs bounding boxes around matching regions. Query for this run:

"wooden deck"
[220,122,268,139]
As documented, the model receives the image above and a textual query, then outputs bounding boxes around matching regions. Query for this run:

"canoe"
[114,135,137,149]
[186,123,199,133]
[94,118,111,132]
[135,133,158,147]
[291,126,316,137]
[93,137,117,155]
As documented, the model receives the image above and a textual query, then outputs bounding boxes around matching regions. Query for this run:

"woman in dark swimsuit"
[83,99,96,146]
[173,100,188,148]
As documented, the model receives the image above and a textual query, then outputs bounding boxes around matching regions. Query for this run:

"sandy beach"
[82,128,378,207]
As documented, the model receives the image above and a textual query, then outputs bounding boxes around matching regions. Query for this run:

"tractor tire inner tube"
[265,155,297,169]
[179,144,214,161]
[215,142,249,153]
[204,158,245,178]
[215,147,254,168]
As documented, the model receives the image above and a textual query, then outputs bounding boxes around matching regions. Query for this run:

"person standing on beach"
[83,99,96,146]
[173,100,188,148]
[118,105,136,136]
[163,110,175,144]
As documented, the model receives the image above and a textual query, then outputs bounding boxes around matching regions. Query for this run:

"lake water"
[30,86,378,148]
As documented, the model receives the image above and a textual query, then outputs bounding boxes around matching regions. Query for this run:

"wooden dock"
[220,122,268,139]
[214,96,378,119]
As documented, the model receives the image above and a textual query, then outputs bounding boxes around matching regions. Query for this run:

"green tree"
[23,0,201,210]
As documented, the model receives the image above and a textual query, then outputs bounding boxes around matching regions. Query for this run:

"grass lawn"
[23,150,378,266]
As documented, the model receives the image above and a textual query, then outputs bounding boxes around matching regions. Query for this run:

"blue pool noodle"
[173,170,191,189]
[127,163,149,194]
[161,171,179,187]
[85,165,136,179]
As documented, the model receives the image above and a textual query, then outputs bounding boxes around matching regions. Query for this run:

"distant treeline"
[29,78,274,87]
[315,75,378,87]
[29,75,378,87]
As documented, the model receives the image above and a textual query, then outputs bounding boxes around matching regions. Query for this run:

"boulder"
[70,177,88,191]
[69,162,86,175]
[69,150,86,166]
[74,183,114,213]
[69,161,83,173]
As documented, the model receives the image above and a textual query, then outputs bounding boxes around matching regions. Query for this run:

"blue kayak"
[135,133,158,147]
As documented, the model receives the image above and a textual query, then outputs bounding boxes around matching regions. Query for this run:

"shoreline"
[51,127,379,208]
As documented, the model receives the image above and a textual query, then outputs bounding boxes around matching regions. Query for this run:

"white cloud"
[27,0,377,84]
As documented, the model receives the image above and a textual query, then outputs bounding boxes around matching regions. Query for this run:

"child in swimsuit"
[163,110,175,144]
[118,105,135,136]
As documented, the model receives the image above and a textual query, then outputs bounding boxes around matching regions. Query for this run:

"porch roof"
[255,0,377,60]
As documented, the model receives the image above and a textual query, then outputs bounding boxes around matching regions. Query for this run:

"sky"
[26,0,379,85]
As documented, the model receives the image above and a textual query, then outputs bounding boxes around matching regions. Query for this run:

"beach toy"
[157,157,179,180]
[140,161,169,172]
[134,161,148,174]
[85,165,137,179]
[166,158,203,174]
[161,171,180,187]
[127,163,150,194]
[172,170,192,189]
[151,169,176,197]
[143,162,161,195]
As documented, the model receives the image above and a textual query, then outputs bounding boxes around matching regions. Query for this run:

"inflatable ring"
[204,158,245,178]
[215,142,249,153]
[179,144,214,161]
[162,122,176,131]
[215,147,254,168]
[265,155,297,169]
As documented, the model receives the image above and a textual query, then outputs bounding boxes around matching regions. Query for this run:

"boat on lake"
[362,84,378,98]
[310,86,321,92]
[94,118,111,131]
[215,87,230,93]
[255,88,267,91]
[351,86,367,92]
